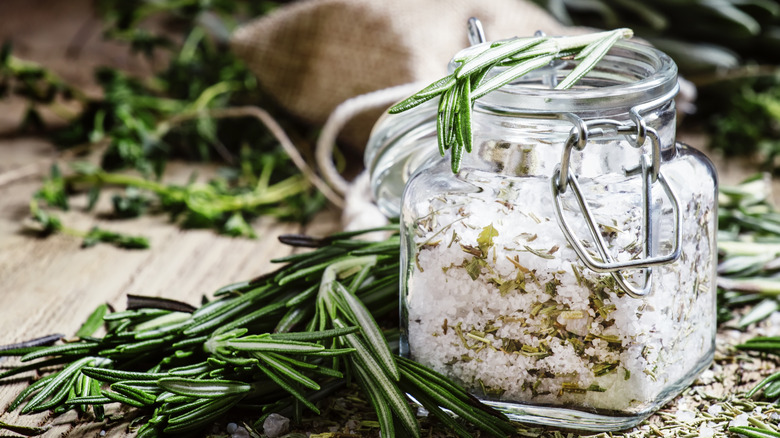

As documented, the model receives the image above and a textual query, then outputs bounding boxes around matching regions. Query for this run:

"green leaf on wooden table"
[75,304,109,338]
[0,421,48,437]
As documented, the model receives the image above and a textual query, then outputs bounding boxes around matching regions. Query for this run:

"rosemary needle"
[390,29,633,173]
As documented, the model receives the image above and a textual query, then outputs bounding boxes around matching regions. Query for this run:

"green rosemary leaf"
[764,380,780,398]
[397,357,472,405]
[157,397,211,416]
[398,379,472,438]
[388,75,456,114]
[455,37,543,79]
[266,352,318,370]
[275,306,310,333]
[90,377,105,420]
[163,396,243,434]
[270,245,342,266]
[7,375,55,412]
[738,298,780,328]
[444,83,461,147]
[80,367,168,383]
[401,367,510,437]
[729,426,780,438]
[506,41,561,61]
[332,282,399,380]
[451,138,464,173]
[746,371,780,397]
[471,54,556,100]
[556,30,624,90]
[276,256,352,286]
[110,336,175,355]
[458,78,473,153]
[347,264,373,293]
[738,340,780,354]
[348,238,402,256]
[167,361,211,376]
[110,382,157,405]
[335,320,419,438]
[224,337,325,354]
[744,336,780,343]
[132,313,192,338]
[269,326,360,342]
[353,360,395,438]
[19,342,100,362]
[182,301,255,337]
[63,395,113,405]
[437,112,447,156]
[309,364,344,378]
[99,389,145,408]
[157,378,251,399]
[115,381,161,395]
[0,421,48,437]
[304,348,357,357]
[416,74,458,99]
[254,352,320,390]
[75,304,109,338]
[212,279,254,297]
[215,300,288,334]
[255,362,320,414]
[284,284,319,308]
[102,308,169,321]
[31,371,83,413]
[21,357,94,414]
[559,29,633,53]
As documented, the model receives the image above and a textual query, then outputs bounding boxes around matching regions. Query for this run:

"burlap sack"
[231,0,576,150]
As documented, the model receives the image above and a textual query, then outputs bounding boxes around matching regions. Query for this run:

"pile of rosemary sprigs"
[1,0,325,248]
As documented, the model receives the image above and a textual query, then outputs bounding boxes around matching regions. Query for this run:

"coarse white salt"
[404,157,716,414]
[676,410,696,424]
[730,413,750,428]
[707,404,723,416]
[699,422,717,438]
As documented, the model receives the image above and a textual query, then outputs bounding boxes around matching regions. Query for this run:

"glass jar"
[366,40,717,431]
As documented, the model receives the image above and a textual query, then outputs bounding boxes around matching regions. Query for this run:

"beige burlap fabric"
[231,0,577,150]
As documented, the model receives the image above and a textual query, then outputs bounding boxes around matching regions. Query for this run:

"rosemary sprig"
[389,29,633,173]
[717,175,780,326]
[0,226,513,437]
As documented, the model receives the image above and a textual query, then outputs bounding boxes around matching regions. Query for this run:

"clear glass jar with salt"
[366,34,717,430]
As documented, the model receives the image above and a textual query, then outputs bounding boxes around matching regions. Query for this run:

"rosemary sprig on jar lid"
[388,28,633,173]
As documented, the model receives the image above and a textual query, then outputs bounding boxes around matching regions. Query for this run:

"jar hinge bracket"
[551,115,682,299]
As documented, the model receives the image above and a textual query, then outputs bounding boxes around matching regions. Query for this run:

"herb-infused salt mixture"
[404,143,716,413]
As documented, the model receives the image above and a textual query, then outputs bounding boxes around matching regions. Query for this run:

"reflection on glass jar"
[367,40,717,431]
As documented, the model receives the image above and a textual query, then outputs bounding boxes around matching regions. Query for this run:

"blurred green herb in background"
[0,0,324,245]
[529,0,780,73]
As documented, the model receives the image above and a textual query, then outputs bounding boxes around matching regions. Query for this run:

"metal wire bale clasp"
[551,116,682,298]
